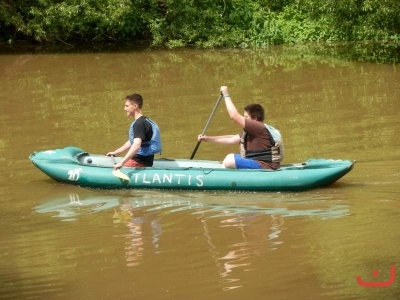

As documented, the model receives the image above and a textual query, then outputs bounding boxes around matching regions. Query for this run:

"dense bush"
[0,0,399,47]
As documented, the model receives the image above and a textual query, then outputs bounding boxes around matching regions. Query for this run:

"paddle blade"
[112,169,130,182]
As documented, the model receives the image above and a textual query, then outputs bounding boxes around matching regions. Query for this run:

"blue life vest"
[129,118,162,156]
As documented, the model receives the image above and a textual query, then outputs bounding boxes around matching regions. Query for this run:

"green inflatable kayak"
[29,146,355,192]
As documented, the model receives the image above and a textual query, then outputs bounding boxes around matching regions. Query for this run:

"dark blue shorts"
[233,154,263,169]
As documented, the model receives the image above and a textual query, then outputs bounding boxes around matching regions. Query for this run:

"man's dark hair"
[244,103,265,122]
[125,94,143,109]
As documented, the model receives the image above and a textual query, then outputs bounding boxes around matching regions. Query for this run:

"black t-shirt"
[132,116,154,166]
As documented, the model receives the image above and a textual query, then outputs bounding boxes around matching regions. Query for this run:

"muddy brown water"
[0,46,399,299]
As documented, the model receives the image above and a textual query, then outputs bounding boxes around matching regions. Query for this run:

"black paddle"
[190,93,223,160]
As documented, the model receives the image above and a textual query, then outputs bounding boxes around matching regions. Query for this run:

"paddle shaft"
[190,94,223,160]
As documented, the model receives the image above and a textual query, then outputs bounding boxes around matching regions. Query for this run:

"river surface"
[0,45,399,299]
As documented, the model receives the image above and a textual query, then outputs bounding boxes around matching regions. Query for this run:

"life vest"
[241,124,284,163]
[265,124,284,162]
[129,117,162,156]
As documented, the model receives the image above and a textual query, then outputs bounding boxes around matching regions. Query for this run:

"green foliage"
[298,0,400,41]
[146,0,228,48]
[1,0,144,43]
[276,6,339,43]
[0,0,25,42]
[0,0,399,47]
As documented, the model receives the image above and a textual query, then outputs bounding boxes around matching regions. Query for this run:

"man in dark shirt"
[197,86,283,170]
[107,93,162,168]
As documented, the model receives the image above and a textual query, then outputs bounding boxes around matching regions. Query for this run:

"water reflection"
[34,189,350,290]
[35,192,121,221]
[201,213,286,290]
[115,203,164,267]
[34,189,349,222]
